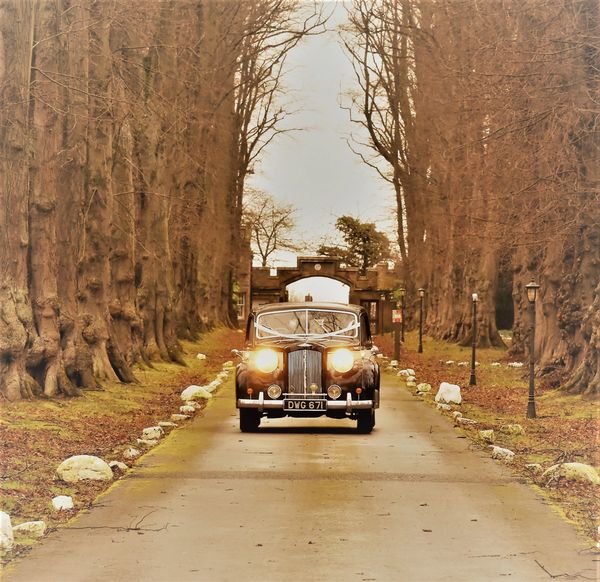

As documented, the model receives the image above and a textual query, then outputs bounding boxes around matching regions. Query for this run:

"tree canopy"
[317,216,391,275]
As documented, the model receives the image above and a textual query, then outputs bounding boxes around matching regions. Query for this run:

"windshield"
[256,309,358,339]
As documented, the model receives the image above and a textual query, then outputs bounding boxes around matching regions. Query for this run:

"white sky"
[247,1,395,269]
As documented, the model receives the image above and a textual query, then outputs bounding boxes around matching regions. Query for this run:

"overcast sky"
[247,1,395,269]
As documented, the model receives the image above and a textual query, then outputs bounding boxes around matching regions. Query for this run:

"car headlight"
[254,349,279,373]
[329,348,354,373]
[327,384,342,399]
[267,384,282,399]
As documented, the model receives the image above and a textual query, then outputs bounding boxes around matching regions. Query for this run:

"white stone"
[13,521,46,538]
[171,414,190,421]
[141,426,164,441]
[196,353,207,360]
[0,511,13,550]
[457,361,468,367]
[457,417,477,425]
[217,371,229,380]
[52,495,74,511]
[508,362,524,368]
[181,384,213,401]
[500,424,526,436]
[479,429,495,443]
[435,382,462,405]
[57,455,113,483]
[123,447,141,460]
[542,463,600,485]
[490,446,515,462]
[405,375,416,383]
[222,360,234,368]
[437,403,452,411]
[406,369,415,376]
[491,362,502,367]
[416,383,432,393]
[208,379,222,390]
[137,438,159,447]
[452,411,463,420]
[158,421,177,428]
[445,360,455,365]
[398,369,410,377]
[390,360,399,368]
[406,381,417,388]
[525,463,543,474]
[109,461,128,472]
[180,405,196,414]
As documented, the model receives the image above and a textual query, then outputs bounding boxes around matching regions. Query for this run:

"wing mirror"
[231,349,243,359]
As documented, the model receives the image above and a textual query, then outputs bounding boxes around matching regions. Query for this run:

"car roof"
[253,302,365,316]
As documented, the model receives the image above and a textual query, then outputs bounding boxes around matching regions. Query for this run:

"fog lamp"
[267,384,282,399]
[327,384,342,400]
[329,348,354,373]
[254,348,279,373]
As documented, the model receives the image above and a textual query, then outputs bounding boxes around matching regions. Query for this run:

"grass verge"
[0,327,245,565]
[375,330,599,544]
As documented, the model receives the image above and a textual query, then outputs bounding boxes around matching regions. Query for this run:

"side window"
[361,313,372,345]
[245,315,255,345]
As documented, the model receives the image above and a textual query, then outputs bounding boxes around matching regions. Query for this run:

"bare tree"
[243,190,302,267]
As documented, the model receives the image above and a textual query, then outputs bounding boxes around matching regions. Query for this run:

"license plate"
[284,399,326,411]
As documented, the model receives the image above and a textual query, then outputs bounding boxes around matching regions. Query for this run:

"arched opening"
[286,276,350,304]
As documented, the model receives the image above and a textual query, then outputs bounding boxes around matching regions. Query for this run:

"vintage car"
[234,302,380,433]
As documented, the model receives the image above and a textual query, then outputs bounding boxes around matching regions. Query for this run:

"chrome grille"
[288,350,322,395]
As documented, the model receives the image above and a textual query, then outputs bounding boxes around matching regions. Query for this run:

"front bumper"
[237,392,375,412]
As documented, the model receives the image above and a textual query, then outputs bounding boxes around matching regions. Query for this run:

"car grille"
[288,350,322,395]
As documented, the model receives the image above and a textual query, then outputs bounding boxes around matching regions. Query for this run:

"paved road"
[3,377,597,582]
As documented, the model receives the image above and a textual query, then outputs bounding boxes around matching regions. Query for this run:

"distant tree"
[317,216,390,275]
[243,190,302,267]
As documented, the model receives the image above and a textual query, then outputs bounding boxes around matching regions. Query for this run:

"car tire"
[357,409,375,434]
[239,409,261,432]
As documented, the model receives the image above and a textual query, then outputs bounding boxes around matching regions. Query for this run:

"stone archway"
[249,256,400,334]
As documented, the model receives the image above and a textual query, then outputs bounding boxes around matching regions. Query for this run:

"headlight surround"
[253,348,279,374]
[329,348,354,373]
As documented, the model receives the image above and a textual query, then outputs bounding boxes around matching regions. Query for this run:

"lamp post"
[469,293,478,386]
[399,287,406,342]
[418,288,425,353]
[525,281,540,419]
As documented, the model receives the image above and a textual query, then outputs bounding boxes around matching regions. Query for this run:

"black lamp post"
[399,287,406,342]
[379,293,386,336]
[418,288,425,353]
[525,281,540,419]
[469,293,478,386]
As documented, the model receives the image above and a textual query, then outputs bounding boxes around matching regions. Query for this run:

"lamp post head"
[418,288,425,298]
[472,293,479,303]
[525,281,540,304]
[399,287,405,298]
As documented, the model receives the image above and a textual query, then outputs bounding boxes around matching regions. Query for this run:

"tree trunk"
[0,0,40,400]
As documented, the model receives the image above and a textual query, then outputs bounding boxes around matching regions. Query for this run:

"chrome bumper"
[237,391,375,412]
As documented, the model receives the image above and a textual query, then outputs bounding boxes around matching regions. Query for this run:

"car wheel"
[357,409,375,434]
[239,409,260,432]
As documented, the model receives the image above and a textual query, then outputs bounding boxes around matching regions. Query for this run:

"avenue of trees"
[0,1,323,400]
[345,0,600,394]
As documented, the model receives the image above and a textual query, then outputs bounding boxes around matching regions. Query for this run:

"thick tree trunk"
[27,0,79,397]
[0,1,39,400]
[565,282,600,396]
